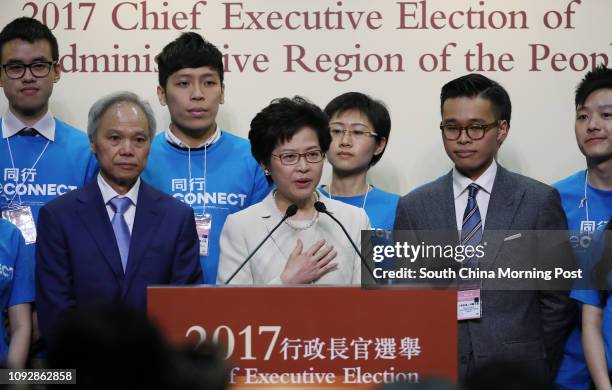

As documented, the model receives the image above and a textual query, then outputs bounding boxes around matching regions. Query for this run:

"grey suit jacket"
[394,165,576,381]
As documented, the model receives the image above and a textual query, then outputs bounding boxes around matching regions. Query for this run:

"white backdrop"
[1,0,611,194]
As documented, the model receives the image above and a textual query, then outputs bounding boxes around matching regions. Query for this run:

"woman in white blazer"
[217,97,370,285]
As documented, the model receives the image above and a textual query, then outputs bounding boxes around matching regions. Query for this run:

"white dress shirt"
[453,160,498,232]
[97,174,140,234]
[2,109,56,140]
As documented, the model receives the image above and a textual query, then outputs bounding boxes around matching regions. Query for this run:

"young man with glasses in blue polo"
[0,17,97,235]
[0,17,97,355]
[394,73,576,384]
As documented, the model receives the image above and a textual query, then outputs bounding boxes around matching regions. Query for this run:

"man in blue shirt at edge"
[142,33,270,284]
[554,65,612,390]
[0,17,96,350]
[0,220,34,368]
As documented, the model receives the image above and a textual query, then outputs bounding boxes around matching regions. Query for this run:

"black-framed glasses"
[1,61,56,79]
[440,120,500,141]
[330,128,379,140]
[271,150,325,165]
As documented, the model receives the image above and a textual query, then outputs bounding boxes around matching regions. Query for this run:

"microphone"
[225,204,298,284]
[314,201,376,283]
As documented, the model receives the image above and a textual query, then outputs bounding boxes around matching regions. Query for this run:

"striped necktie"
[461,183,483,248]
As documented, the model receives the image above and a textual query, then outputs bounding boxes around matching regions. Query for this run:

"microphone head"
[285,204,298,217]
[314,201,327,213]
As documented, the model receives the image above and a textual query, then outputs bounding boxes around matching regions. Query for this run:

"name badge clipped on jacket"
[195,213,212,256]
[2,205,36,244]
[457,288,481,321]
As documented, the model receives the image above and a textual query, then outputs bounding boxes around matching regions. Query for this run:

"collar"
[259,190,325,218]
[2,110,56,140]
[165,126,221,149]
[97,173,140,206]
[452,159,497,200]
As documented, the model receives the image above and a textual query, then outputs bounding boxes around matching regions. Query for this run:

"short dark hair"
[156,32,224,88]
[325,92,391,167]
[0,17,59,62]
[249,96,331,184]
[440,74,512,125]
[575,64,612,108]
[47,306,172,388]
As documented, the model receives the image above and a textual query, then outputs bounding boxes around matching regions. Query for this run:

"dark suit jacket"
[35,179,202,341]
[394,165,576,381]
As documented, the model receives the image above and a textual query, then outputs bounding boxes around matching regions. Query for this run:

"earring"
[264,169,270,176]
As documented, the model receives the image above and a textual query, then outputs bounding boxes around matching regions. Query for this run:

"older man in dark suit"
[394,74,576,382]
[36,92,202,342]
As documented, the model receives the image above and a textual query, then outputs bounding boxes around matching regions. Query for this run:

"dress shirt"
[453,159,497,231]
[2,110,56,140]
[97,174,139,234]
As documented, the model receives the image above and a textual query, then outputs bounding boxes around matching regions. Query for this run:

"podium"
[148,286,457,388]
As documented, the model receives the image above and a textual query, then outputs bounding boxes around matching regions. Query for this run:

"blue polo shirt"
[142,131,271,283]
[554,170,612,390]
[0,219,34,364]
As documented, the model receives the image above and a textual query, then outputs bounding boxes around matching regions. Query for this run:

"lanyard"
[5,135,50,206]
[579,170,590,224]
[187,141,209,215]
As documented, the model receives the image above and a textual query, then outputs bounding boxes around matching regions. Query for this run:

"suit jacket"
[35,179,202,341]
[394,165,576,380]
[217,192,370,285]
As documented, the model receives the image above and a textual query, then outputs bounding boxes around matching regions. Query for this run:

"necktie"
[18,127,39,136]
[109,196,132,272]
[460,184,483,268]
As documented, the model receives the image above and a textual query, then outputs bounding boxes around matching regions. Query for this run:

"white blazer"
[217,192,370,285]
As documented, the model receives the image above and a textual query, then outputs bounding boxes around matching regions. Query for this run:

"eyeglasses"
[439,121,500,141]
[1,61,56,79]
[330,128,379,140]
[271,150,325,166]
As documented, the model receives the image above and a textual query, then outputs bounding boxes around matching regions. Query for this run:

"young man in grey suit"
[394,74,576,382]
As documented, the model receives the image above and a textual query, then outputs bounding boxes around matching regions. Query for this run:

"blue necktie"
[461,184,483,268]
[109,197,132,272]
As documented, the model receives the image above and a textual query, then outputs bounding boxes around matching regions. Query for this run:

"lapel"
[76,181,124,284]
[122,181,163,296]
[431,171,457,231]
[480,165,524,271]
[259,193,286,254]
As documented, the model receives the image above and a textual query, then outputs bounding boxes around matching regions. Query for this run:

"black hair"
[575,64,612,108]
[157,32,224,88]
[324,92,391,166]
[249,96,331,184]
[440,73,512,125]
[47,306,173,389]
[0,17,59,62]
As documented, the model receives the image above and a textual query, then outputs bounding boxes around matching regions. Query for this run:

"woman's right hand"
[280,239,338,284]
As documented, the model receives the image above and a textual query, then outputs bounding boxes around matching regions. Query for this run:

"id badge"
[457,289,481,321]
[2,205,37,245]
[195,213,212,257]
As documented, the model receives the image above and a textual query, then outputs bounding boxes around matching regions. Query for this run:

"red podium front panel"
[148,286,456,388]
